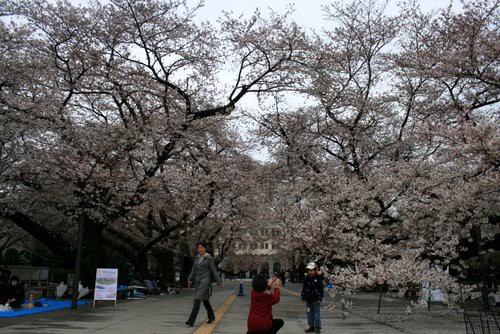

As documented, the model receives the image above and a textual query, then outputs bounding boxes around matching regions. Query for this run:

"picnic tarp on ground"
[0,298,91,318]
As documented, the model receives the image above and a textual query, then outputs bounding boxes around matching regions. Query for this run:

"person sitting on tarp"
[143,270,160,295]
[2,276,25,308]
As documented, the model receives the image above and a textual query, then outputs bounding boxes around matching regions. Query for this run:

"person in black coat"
[2,275,25,308]
[301,262,324,333]
[279,270,286,287]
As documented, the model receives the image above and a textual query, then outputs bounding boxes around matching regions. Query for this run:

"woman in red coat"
[247,274,284,334]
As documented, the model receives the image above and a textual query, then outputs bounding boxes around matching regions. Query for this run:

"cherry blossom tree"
[0,0,305,275]
[0,0,497,310]
[253,0,499,307]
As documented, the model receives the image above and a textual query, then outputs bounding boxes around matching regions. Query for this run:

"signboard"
[93,268,118,307]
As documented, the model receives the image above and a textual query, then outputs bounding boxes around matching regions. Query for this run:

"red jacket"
[247,287,280,332]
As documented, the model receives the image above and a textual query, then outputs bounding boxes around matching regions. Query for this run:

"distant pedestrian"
[185,241,223,327]
[301,262,324,333]
[279,270,286,287]
[247,274,284,334]
[291,270,296,284]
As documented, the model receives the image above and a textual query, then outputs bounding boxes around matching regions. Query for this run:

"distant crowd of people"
[120,263,162,296]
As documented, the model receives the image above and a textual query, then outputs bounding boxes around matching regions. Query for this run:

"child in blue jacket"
[301,262,324,333]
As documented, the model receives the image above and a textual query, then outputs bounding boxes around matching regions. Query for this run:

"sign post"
[93,268,118,307]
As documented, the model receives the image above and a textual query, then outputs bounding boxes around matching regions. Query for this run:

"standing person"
[301,262,324,333]
[247,274,284,334]
[1,275,25,308]
[279,270,286,287]
[185,241,223,327]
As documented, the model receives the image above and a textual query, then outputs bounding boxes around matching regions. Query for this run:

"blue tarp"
[0,298,91,318]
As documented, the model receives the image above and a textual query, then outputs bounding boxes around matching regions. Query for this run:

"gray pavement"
[0,281,469,334]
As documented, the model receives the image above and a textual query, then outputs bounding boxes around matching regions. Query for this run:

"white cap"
[306,262,317,270]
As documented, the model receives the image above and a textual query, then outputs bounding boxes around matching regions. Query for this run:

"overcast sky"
[186,0,460,30]
[182,0,462,160]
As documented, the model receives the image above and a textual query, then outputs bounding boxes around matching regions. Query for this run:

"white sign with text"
[94,268,118,302]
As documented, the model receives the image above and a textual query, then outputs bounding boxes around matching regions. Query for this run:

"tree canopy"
[0,0,498,305]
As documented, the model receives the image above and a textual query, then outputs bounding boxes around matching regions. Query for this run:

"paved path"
[0,281,468,334]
